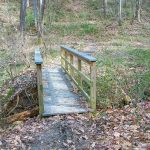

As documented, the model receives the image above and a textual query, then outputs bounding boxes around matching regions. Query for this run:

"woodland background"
[0,0,150,149]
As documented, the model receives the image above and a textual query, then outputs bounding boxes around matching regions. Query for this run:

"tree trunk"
[118,0,122,26]
[27,0,29,7]
[103,0,107,18]
[33,0,38,27]
[135,0,142,22]
[124,0,127,7]
[38,0,46,42]
[19,0,27,32]
[40,0,46,23]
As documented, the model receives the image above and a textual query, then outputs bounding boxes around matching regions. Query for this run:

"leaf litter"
[0,101,150,150]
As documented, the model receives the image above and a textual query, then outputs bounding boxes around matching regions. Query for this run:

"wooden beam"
[78,58,82,87]
[37,64,44,116]
[90,62,96,111]
[61,46,97,65]
[62,57,91,85]
[61,48,64,68]
[62,65,90,101]
[65,51,68,71]
[34,48,44,116]
[60,45,97,111]
[70,54,74,76]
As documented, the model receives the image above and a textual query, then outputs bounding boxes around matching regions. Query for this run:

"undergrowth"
[96,47,150,108]
[0,0,149,109]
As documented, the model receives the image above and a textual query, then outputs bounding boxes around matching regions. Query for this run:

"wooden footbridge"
[35,46,97,116]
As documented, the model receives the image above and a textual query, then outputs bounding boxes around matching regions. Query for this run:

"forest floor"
[0,101,150,149]
[0,1,150,149]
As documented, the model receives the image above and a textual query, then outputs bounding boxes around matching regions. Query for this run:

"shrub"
[26,10,35,29]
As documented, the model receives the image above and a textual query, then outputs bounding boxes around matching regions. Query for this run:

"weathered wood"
[61,45,97,111]
[37,64,44,116]
[70,54,74,76]
[61,45,97,64]
[62,57,91,85]
[65,51,68,71]
[6,107,39,123]
[78,58,82,87]
[90,62,96,110]
[42,68,89,116]
[61,48,64,67]
[35,48,43,64]
[34,48,44,116]
[62,65,90,101]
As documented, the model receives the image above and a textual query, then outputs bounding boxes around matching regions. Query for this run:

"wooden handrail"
[61,45,97,63]
[34,48,44,116]
[61,45,97,111]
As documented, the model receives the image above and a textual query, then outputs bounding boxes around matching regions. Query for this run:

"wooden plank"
[37,64,44,116]
[42,68,89,116]
[61,45,97,111]
[61,48,64,67]
[70,54,74,76]
[35,48,43,64]
[90,62,96,111]
[62,65,90,101]
[65,51,68,71]
[61,46,96,65]
[78,58,82,87]
[62,57,91,85]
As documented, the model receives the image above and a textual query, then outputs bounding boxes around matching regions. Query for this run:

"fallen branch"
[7,94,20,116]
[6,106,39,123]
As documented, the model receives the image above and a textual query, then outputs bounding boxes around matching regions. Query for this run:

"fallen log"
[6,107,39,123]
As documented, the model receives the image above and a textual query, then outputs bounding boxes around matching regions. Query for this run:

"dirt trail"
[1,101,150,150]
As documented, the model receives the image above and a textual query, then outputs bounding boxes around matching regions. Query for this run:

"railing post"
[90,62,96,111]
[35,48,44,116]
[65,51,68,71]
[70,54,73,76]
[60,45,97,111]
[61,48,64,68]
[78,58,82,87]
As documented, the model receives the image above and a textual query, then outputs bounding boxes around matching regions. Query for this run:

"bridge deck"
[42,67,89,116]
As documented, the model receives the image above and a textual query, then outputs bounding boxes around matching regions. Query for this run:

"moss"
[5,88,15,99]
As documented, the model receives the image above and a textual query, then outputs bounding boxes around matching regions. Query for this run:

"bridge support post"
[90,62,96,111]
[35,48,44,116]
[37,64,44,116]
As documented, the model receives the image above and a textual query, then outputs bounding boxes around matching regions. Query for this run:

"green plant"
[87,0,100,10]
[26,10,35,29]
[95,45,150,109]
[80,23,97,35]
[49,49,59,58]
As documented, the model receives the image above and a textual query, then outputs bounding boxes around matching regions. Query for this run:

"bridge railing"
[34,48,44,116]
[61,45,97,110]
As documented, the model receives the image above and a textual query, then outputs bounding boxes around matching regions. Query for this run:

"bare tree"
[33,0,38,27]
[118,0,122,26]
[38,0,46,40]
[19,0,27,32]
[135,0,142,22]
[103,0,108,18]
